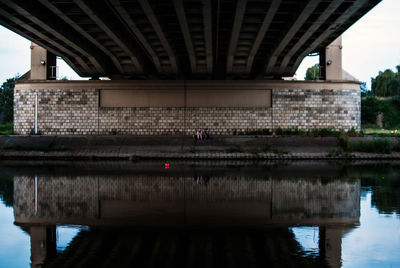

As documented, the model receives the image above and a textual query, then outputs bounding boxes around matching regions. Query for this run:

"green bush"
[226,146,244,153]
[273,148,288,155]
[338,134,349,151]
[394,139,400,152]
[328,147,344,156]
[0,77,17,123]
[245,129,272,135]
[361,97,400,129]
[348,139,393,154]
[0,123,13,135]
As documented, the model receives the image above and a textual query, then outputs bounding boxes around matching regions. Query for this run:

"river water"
[0,160,399,268]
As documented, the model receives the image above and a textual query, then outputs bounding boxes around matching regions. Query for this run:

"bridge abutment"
[14,80,360,135]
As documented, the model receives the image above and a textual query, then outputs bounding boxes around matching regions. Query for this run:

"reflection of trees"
[356,166,400,215]
[338,162,400,215]
[0,176,13,207]
[371,187,400,215]
[345,163,400,182]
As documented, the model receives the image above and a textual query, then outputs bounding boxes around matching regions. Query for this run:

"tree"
[360,82,374,97]
[0,76,18,123]
[371,66,400,97]
[304,64,319,80]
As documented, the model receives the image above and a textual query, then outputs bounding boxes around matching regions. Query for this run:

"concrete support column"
[30,225,56,267]
[319,226,343,268]
[30,43,57,80]
[320,36,343,80]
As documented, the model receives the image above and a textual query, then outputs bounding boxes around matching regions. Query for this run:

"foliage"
[348,139,393,154]
[244,129,272,135]
[362,128,400,137]
[304,64,320,80]
[338,134,349,151]
[361,97,400,129]
[273,128,360,137]
[371,187,400,215]
[328,147,344,157]
[0,123,13,135]
[394,139,400,152]
[371,65,400,97]
[339,136,395,154]
[310,128,340,137]
[0,76,18,123]
[226,145,244,153]
[361,97,379,126]
[0,176,13,207]
[360,82,373,97]
[273,148,288,155]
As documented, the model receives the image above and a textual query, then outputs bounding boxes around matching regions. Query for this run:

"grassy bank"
[0,123,12,135]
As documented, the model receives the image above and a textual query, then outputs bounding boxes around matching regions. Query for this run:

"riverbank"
[0,135,399,160]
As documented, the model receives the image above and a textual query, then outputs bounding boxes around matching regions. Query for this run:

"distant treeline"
[0,76,17,124]
[371,65,400,97]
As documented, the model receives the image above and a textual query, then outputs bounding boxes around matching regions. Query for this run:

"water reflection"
[0,161,399,267]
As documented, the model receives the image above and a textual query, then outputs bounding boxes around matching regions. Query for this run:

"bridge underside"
[0,0,380,79]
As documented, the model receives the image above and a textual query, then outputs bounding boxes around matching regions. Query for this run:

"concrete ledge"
[16,79,361,90]
[0,135,399,160]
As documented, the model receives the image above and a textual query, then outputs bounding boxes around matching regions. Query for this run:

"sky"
[0,0,399,89]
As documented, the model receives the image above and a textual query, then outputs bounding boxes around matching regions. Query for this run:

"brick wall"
[272,88,360,131]
[14,83,360,135]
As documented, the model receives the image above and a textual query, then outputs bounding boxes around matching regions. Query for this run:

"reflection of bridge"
[13,174,360,267]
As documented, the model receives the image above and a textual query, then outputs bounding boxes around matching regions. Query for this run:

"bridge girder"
[0,0,381,79]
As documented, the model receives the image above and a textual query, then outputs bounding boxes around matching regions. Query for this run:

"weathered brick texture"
[272,88,360,131]
[14,87,360,135]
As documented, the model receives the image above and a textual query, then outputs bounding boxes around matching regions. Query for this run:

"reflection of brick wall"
[14,86,360,135]
[14,176,359,221]
[272,180,360,219]
[14,176,98,219]
[14,176,34,219]
[97,176,271,202]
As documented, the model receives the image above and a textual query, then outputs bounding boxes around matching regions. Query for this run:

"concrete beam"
[30,43,56,80]
[138,0,178,73]
[1,0,99,75]
[107,0,163,73]
[226,0,247,73]
[0,14,84,77]
[0,0,380,79]
[278,1,342,74]
[38,0,124,74]
[174,0,197,73]
[246,0,281,73]
[319,226,345,268]
[202,0,213,73]
[265,0,321,74]
[324,36,343,80]
[0,6,87,76]
[30,226,56,268]
[14,80,361,91]
[289,0,369,75]
[73,0,148,74]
